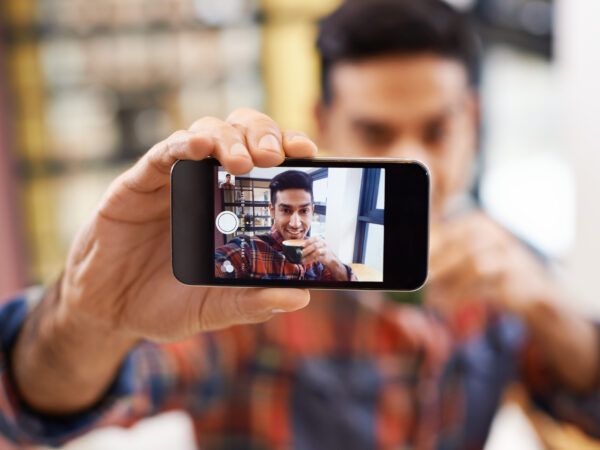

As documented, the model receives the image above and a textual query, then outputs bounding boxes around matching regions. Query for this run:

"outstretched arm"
[8,109,316,420]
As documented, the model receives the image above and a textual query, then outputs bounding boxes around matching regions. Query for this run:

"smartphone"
[171,158,429,290]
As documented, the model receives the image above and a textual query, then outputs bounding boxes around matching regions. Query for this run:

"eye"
[356,123,394,147]
[423,120,447,145]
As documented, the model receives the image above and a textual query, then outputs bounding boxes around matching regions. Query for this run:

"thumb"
[196,288,311,331]
[243,288,311,317]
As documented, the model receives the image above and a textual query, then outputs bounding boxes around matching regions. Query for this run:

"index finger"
[226,108,317,167]
[123,130,214,193]
[282,130,318,158]
[301,239,323,257]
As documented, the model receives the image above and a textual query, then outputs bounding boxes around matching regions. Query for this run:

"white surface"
[324,168,362,264]
[45,411,196,450]
[480,47,575,260]
[481,153,576,258]
[364,224,384,274]
[484,404,543,450]
[556,0,600,318]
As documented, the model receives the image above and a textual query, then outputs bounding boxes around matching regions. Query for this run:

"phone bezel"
[171,158,429,291]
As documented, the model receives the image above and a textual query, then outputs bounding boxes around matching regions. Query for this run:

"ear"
[314,100,330,148]
[269,203,275,220]
[466,89,481,149]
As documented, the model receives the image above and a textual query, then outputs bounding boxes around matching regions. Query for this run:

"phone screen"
[171,158,429,290]
[213,166,385,283]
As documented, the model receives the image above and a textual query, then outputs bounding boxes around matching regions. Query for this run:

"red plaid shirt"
[2,290,600,449]
[215,228,357,281]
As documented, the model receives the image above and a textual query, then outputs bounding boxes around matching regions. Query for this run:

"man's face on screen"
[317,54,478,222]
[269,189,314,241]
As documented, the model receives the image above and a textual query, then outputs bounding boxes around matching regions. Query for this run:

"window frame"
[353,168,384,264]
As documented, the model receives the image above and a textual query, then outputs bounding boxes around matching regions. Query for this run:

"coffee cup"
[282,239,305,264]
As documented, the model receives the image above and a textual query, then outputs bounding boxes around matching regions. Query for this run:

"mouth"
[285,229,304,238]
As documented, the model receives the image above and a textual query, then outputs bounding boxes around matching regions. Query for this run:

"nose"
[389,137,430,166]
[289,212,301,227]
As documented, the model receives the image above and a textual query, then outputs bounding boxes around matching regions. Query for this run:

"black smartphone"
[171,158,429,290]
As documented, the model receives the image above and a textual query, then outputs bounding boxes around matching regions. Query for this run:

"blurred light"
[47,86,119,160]
[444,0,477,11]
[193,0,248,26]
[40,38,86,87]
[178,81,225,126]
[481,154,576,259]
[133,108,173,149]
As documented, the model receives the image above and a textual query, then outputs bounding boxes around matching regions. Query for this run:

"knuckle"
[226,107,256,119]
[189,116,224,132]
[169,129,189,140]
[226,108,267,124]
[252,121,282,141]
[227,110,281,137]
[150,130,185,154]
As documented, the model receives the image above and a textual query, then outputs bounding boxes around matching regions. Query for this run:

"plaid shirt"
[215,228,357,281]
[2,289,600,449]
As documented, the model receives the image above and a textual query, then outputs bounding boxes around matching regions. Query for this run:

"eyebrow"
[278,203,313,208]
[351,95,469,129]
[352,119,394,132]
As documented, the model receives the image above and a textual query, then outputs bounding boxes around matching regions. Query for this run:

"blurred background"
[0,0,598,448]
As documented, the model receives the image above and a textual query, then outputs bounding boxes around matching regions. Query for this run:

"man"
[220,173,234,189]
[1,0,599,449]
[215,170,355,281]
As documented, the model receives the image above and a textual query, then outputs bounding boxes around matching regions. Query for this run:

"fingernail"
[290,135,308,143]
[290,136,318,152]
[258,134,281,153]
[271,308,286,314]
[230,142,249,157]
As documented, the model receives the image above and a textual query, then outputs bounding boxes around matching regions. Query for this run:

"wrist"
[55,305,139,356]
[518,289,600,391]
[12,279,136,414]
[328,255,349,281]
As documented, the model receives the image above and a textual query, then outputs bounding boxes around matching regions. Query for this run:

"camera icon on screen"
[216,211,239,234]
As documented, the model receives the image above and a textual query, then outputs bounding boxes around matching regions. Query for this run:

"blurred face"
[269,189,314,241]
[317,54,478,222]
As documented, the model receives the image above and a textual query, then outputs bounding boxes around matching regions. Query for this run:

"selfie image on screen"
[213,166,385,282]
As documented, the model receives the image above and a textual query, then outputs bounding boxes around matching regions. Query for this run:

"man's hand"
[302,236,349,281]
[12,109,318,414]
[427,210,554,315]
[427,210,599,392]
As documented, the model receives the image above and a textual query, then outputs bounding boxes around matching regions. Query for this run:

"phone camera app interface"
[214,166,385,283]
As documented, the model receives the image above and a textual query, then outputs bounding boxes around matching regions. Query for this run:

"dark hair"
[317,0,481,105]
[225,173,231,177]
[269,170,314,205]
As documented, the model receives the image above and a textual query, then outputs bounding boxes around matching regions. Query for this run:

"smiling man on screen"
[215,170,355,281]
